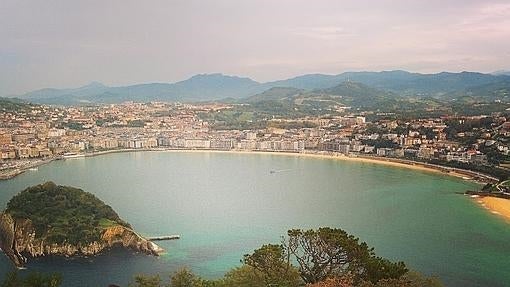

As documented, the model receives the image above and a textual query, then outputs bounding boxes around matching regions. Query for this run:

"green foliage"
[450,102,510,116]
[170,268,202,287]
[285,228,407,284]
[444,117,495,139]
[361,257,409,284]
[221,266,266,287]
[318,81,399,110]
[61,122,85,130]
[198,109,267,130]
[129,274,162,287]
[128,269,219,287]
[243,244,302,286]
[1,271,62,287]
[479,144,510,165]
[0,98,34,113]
[447,80,510,102]
[6,182,129,245]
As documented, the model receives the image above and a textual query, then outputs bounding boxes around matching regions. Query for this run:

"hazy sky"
[1,0,510,95]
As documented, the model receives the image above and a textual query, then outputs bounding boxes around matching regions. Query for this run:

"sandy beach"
[162,149,495,183]
[477,197,510,221]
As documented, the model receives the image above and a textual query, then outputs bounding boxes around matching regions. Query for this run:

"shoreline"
[155,149,499,184]
[2,148,509,222]
[1,148,499,183]
[475,196,510,222]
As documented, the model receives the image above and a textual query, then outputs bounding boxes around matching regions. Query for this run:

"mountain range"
[12,70,510,105]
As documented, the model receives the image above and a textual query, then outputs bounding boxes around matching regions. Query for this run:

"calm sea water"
[0,151,509,287]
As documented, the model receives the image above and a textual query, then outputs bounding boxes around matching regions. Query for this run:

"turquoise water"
[0,151,509,287]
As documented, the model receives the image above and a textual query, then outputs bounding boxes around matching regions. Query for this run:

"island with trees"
[0,182,162,268]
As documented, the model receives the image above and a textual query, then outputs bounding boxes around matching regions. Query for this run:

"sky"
[1,0,510,96]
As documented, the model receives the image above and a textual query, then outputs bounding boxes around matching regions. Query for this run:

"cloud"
[0,0,509,95]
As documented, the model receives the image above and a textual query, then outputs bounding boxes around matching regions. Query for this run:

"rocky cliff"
[0,212,163,268]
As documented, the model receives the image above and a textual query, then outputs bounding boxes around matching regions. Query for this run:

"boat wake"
[270,169,294,174]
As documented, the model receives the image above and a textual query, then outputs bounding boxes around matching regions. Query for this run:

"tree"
[128,269,219,287]
[285,228,368,283]
[1,272,62,287]
[221,266,266,287]
[170,268,218,287]
[129,274,161,287]
[284,228,407,284]
[1,272,22,287]
[171,268,200,287]
[361,257,408,284]
[242,244,302,287]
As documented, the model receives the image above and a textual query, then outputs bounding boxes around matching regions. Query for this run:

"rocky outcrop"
[0,213,25,267]
[0,212,163,268]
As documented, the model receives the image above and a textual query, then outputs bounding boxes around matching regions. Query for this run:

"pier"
[148,235,180,241]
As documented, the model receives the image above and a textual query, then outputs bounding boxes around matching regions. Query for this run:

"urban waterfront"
[0,151,509,287]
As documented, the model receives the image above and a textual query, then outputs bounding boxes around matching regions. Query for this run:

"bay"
[0,151,508,287]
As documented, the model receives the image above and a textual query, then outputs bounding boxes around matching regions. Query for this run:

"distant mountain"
[447,81,510,102]
[492,70,510,76]
[23,81,109,100]
[19,74,265,105]
[14,70,510,105]
[244,81,461,115]
[263,74,343,90]
[245,87,304,103]
[319,80,391,98]
[318,81,400,108]
[245,81,398,111]
[268,70,510,96]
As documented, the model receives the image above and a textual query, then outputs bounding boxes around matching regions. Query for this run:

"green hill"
[447,81,510,102]
[5,182,129,245]
[0,182,162,268]
[0,97,34,112]
[245,87,303,103]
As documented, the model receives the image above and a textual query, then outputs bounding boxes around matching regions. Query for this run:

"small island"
[0,181,163,268]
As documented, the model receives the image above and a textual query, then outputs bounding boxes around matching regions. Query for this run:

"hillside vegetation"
[6,182,129,245]
[0,97,33,113]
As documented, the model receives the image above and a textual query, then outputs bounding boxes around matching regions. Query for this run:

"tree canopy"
[285,228,408,284]
[5,181,129,245]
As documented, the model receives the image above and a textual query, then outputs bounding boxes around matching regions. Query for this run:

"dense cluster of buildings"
[1,101,509,174]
